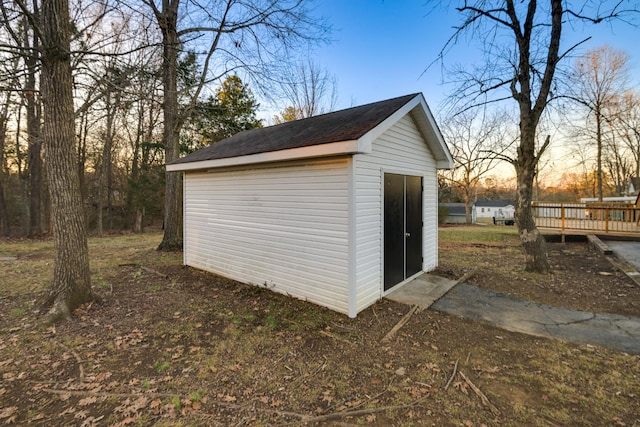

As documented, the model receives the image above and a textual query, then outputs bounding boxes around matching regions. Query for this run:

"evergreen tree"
[186,76,262,151]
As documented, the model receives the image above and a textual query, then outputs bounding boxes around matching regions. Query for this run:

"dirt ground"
[0,230,639,426]
[435,234,640,319]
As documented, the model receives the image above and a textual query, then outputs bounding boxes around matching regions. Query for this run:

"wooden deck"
[532,202,640,237]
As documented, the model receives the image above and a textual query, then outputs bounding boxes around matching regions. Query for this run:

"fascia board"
[166,139,360,172]
[410,97,455,169]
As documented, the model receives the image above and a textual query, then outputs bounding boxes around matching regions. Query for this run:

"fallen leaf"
[74,410,89,419]
[0,407,17,419]
[119,416,137,425]
[78,396,98,406]
[453,381,469,395]
[96,372,112,381]
[217,394,236,403]
[321,391,333,403]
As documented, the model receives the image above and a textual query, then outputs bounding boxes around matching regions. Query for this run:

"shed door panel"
[383,173,423,291]
[405,176,423,278]
[384,174,405,290]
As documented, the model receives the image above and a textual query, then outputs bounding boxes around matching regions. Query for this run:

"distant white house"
[475,200,515,223]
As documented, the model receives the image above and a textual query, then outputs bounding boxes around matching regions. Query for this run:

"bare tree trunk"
[463,188,473,225]
[0,185,8,237]
[77,109,89,201]
[0,113,9,236]
[596,109,603,201]
[27,104,43,237]
[96,158,104,236]
[40,0,93,321]
[128,106,142,233]
[515,128,550,272]
[24,7,43,237]
[156,2,183,251]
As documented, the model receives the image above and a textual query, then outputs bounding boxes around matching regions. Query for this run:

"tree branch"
[11,0,44,42]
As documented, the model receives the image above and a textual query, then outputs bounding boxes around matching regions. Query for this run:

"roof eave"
[166,139,360,172]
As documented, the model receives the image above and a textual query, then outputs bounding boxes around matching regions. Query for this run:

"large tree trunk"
[463,188,473,225]
[157,3,183,251]
[40,0,93,321]
[515,126,550,273]
[596,108,603,201]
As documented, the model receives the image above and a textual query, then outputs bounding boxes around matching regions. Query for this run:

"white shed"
[167,93,453,317]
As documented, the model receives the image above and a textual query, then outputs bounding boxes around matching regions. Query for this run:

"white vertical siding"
[354,114,438,312]
[184,159,351,314]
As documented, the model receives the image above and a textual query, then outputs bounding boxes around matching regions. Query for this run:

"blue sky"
[310,1,640,114]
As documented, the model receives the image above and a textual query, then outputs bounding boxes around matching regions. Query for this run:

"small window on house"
[481,208,485,213]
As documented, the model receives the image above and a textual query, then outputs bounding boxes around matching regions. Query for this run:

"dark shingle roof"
[475,200,514,208]
[171,94,419,165]
[440,203,467,215]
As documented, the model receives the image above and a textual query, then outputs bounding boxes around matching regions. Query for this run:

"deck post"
[605,208,609,233]
[561,203,565,234]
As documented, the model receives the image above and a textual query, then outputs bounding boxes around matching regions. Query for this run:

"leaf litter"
[0,232,638,425]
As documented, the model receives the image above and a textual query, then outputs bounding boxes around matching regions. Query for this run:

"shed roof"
[475,200,514,208]
[167,93,453,172]
[440,203,467,216]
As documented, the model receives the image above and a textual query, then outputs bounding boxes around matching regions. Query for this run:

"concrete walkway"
[387,273,640,355]
[606,241,640,271]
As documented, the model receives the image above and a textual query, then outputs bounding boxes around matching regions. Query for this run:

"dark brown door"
[383,173,423,291]
[384,174,405,290]
[405,175,423,278]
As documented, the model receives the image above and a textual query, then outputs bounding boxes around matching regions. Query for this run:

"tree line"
[0,0,330,240]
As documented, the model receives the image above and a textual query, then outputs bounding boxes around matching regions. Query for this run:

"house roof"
[475,200,514,208]
[167,93,454,172]
[440,203,467,215]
